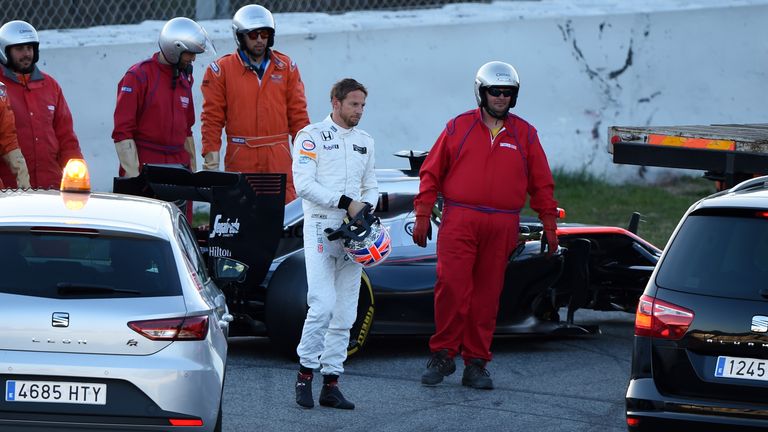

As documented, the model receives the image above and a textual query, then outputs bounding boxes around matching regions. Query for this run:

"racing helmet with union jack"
[325,204,392,268]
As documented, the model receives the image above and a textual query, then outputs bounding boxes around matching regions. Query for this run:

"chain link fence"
[1,0,494,31]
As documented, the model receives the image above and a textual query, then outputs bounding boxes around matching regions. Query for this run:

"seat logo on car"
[52,312,69,328]
[751,315,768,333]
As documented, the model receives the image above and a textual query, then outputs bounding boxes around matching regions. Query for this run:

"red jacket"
[0,82,19,189]
[415,108,557,217]
[112,53,194,166]
[0,65,82,189]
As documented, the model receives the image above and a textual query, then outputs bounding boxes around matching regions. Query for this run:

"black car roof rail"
[729,175,768,193]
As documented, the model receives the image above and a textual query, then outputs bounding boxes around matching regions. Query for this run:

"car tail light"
[128,316,209,341]
[634,294,694,340]
[626,416,640,427]
[169,418,203,426]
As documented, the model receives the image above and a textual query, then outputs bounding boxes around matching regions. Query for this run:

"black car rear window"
[0,230,181,298]
[656,211,768,300]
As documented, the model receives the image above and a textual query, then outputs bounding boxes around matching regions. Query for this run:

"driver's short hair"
[330,78,367,102]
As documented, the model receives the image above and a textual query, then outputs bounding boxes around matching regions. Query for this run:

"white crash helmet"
[232,4,275,48]
[158,17,213,65]
[474,61,520,112]
[0,20,39,65]
[325,205,392,268]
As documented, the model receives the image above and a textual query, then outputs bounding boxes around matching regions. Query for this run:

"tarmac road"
[221,310,635,432]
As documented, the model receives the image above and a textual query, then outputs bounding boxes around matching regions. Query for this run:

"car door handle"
[219,313,234,329]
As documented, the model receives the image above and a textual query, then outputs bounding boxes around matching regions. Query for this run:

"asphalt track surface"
[222,310,635,432]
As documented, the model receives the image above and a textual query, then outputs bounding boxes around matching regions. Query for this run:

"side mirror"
[212,257,249,284]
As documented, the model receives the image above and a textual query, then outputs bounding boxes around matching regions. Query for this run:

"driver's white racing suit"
[292,114,378,375]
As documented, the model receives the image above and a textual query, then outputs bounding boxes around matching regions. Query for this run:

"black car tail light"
[626,416,640,428]
[634,294,694,340]
[128,316,209,341]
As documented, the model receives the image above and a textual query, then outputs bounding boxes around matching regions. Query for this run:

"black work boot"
[319,379,355,410]
[461,359,494,390]
[421,349,456,386]
[295,372,314,408]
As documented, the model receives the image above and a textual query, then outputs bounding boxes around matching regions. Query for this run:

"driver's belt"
[444,199,521,215]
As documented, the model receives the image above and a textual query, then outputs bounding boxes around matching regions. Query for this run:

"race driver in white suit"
[292,78,377,410]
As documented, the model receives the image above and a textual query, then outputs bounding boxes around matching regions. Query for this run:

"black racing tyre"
[265,251,376,358]
[347,271,375,357]
[265,252,309,358]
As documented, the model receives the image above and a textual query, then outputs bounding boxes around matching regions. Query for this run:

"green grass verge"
[522,171,715,249]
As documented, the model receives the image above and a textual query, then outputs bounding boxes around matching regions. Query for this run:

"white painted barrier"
[33,0,768,191]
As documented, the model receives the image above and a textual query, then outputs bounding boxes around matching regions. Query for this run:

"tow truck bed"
[609,124,768,188]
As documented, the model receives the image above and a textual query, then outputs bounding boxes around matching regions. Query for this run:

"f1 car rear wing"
[608,124,768,189]
[113,164,285,290]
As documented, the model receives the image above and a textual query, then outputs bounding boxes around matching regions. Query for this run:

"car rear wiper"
[56,283,140,295]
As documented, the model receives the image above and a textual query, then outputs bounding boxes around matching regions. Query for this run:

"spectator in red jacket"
[112,17,213,179]
[0,20,83,189]
[413,61,559,390]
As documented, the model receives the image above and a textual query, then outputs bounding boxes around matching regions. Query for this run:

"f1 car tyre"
[348,272,375,356]
[265,251,375,358]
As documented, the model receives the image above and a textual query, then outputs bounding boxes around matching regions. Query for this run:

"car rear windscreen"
[0,230,181,298]
[656,210,768,300]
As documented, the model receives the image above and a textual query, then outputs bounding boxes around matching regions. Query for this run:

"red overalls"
[414,108,557,361]
[112,53,195,172]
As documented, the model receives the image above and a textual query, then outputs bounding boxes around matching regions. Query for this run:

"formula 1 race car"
[114,151,661,357]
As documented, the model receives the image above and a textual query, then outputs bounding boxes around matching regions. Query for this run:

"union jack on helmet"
[343,221,392,267]
[324,203,392,268]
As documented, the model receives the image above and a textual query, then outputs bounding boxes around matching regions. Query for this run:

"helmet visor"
[188,27,217,62]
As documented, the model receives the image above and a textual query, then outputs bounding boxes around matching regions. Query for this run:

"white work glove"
[184,136,197,172]
[2,148,31,189]
[203,151,220,171]
[114,139,140,178]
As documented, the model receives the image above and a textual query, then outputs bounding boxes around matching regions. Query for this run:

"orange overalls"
[201,49,310,203]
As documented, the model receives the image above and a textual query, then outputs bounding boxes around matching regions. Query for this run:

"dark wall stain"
[608,45,633,79]
[638,91,661,103]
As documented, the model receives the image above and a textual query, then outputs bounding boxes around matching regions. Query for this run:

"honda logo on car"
[209,215,240,238]
[752,315,768,333]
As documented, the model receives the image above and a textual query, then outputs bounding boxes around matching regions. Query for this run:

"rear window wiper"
[57,283,140,295]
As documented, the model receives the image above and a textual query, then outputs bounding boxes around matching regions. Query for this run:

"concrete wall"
[34,1,768,191]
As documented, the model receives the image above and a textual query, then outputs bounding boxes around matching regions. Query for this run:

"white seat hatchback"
[0,160,242,431]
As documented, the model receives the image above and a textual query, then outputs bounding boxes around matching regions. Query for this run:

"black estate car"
[626,176,768,431]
